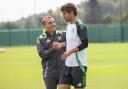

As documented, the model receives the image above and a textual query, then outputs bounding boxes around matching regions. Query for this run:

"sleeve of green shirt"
[76,23,88,51]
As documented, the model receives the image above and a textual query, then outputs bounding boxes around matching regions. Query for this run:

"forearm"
[77,39,88,51]
[66,39,88,56]
[39,48,56,59]
[37,43,56,59]
[61,47,79,60]
[67,48,79,56]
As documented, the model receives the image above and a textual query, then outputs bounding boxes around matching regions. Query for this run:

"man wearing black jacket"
[36,16,66,89]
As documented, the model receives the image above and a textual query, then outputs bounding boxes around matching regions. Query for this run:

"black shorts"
[59,66,87,88]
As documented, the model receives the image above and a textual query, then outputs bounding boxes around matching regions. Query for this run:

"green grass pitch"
[0,43,128,89]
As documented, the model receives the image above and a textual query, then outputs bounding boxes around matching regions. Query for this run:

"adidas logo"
[77,82,82,87]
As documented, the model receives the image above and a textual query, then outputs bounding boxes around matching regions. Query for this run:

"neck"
[70,16,77,24]
[49,32,54,36]
[46,31,55,36]
[44,29,55,36]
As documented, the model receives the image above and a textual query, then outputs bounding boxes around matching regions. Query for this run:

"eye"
[48,22,52,24]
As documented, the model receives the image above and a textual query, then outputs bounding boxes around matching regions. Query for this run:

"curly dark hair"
[60,3,77,16]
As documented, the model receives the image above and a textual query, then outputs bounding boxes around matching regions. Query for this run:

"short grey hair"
[42,16,53,25]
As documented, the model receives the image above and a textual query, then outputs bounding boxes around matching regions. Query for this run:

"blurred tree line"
[0,0,128,29]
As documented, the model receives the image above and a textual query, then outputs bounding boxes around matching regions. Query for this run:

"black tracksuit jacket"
[36,30,66,77]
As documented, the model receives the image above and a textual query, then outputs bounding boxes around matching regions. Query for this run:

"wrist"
[71,48,79,53]
[60,42,66,47]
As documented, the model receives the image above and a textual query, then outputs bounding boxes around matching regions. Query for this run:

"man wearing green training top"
[59,3,88,89]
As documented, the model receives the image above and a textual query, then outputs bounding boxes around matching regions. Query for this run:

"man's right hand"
[52,42,61,50]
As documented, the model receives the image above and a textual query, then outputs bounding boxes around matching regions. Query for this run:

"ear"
[43,25,47,29]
